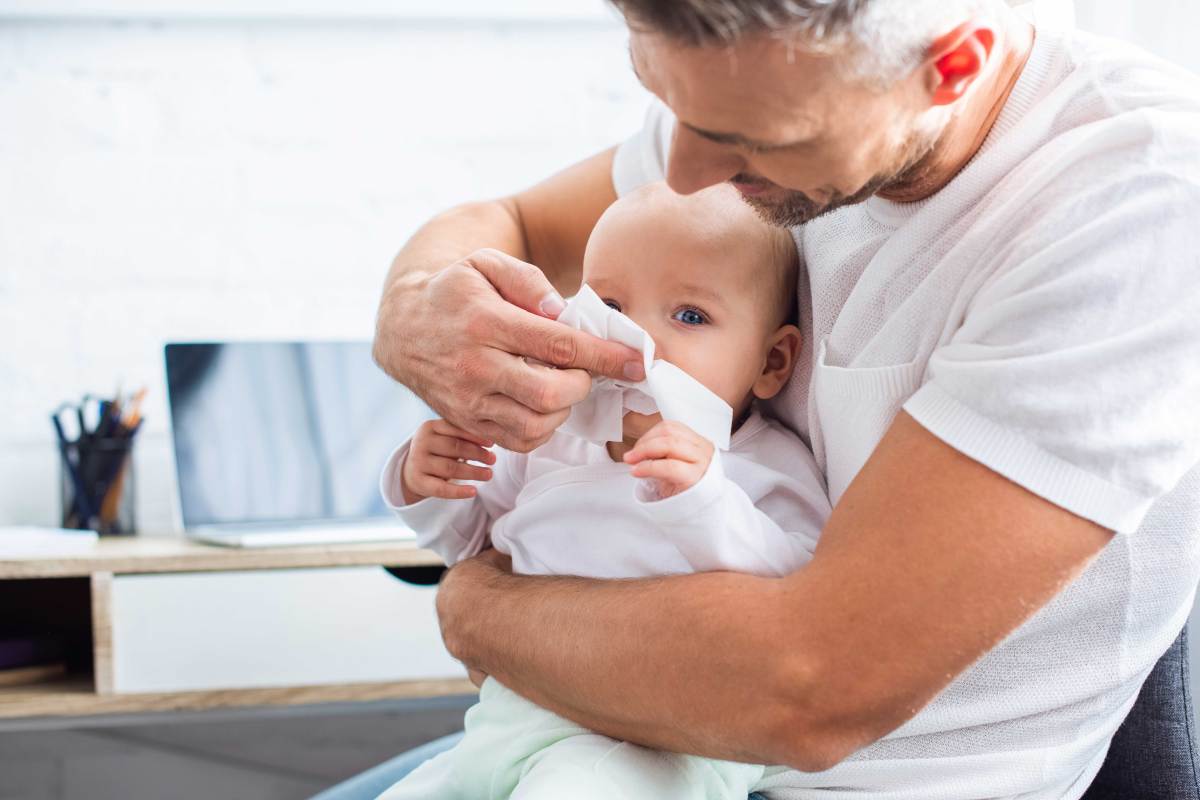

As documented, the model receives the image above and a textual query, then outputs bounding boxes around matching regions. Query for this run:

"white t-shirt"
[381,409,830,580]
[613,10,1200,800]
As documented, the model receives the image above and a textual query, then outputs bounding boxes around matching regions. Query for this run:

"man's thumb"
[466,248,566,319]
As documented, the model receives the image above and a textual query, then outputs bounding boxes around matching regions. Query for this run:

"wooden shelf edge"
[0,676,477,719]
[91,572,114,695]
[0,539,445,579]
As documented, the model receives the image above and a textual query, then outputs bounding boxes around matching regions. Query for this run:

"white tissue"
[555,284,733,450]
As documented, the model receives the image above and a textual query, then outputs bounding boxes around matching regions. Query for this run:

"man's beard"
[735,126,944,228]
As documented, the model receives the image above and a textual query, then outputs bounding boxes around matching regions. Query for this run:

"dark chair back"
[1083,627,1200,799]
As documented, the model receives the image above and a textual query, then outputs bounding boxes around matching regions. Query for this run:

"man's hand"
[400,419,497,505]
[623,420,715,498]
[374,248,644,453]
[437,548,514,680]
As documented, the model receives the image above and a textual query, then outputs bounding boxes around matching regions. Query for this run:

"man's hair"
[608,0,992,85]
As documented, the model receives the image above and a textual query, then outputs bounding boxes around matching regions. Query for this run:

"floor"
[0,695,474,800]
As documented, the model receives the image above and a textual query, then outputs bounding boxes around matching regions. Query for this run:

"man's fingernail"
[539,292,566,318]
[624,361,645,381]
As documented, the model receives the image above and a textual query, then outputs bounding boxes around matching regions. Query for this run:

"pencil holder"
[59,436,137,536]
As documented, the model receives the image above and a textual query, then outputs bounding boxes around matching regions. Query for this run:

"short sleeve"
[904,122,1200,534]
[612,99,674,197]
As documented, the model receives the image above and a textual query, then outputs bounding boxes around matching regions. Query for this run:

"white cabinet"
[109,567,465,694]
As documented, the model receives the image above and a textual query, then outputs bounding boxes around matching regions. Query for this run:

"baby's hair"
[765,226,800,330]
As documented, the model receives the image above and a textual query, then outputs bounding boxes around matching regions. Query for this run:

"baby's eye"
[672,307,708,326]
[603,299,622,313]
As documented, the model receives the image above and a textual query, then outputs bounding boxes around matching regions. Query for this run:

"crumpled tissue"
[554,284,733,450]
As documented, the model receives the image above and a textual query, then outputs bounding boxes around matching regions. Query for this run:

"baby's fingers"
[406,472,477,501]
[624,434,706,466]
[630,457,697,487]
[431,419,494,449]
[427,455,493,483]
[428,434,496,466]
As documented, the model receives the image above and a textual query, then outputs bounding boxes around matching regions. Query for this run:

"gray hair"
[609,0,994,85]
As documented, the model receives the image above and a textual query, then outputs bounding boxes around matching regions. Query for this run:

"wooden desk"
[0,538,475,721]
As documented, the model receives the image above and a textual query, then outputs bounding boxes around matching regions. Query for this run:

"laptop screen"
[165,342,436,528]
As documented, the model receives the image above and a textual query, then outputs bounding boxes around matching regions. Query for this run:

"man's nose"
[665,126,744,195]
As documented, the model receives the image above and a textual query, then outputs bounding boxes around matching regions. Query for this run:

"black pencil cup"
[59,436,137,536]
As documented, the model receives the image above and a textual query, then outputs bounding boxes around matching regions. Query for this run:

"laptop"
[164,341,436,548]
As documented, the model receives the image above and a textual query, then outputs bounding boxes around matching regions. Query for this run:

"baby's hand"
[623,420,714,499]
[401,419,496,504]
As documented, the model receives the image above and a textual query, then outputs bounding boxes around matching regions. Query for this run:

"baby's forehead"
[600,185,775,249]
[588,188,786,276]
[611,182,760,232]
[583,184,795,324]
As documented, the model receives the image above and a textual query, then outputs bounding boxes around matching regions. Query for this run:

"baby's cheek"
[700,369,749,410]
[712,348,758,398]
[660,335,753,406]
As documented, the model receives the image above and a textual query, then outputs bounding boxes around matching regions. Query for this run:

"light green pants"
[376,677,766,800]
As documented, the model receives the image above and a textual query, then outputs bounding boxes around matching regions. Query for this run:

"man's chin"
[738,182,886,228]
[739,192,831,228]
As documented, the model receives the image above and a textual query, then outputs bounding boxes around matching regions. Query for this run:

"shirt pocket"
[812,337,924,506]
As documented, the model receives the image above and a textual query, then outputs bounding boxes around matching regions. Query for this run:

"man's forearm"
[384,200,532,289]
[440,558,813,768]
[383,148,617,299]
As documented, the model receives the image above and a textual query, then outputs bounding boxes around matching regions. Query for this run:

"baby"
[377,182,831,800]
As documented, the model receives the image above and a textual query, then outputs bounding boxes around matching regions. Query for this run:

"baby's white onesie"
[375,408,830,800]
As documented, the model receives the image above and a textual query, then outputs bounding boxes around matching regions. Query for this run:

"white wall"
[0,15,648,530]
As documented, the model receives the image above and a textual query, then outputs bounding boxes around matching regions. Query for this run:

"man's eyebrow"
[682,121,813,151]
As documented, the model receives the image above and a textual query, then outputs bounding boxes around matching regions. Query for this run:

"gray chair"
[1082,627,1200,800]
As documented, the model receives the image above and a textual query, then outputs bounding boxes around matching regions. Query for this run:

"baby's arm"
[625,421,828,578]
[380,419,523,565]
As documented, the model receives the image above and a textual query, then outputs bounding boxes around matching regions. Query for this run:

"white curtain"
[1072,0,1200,72]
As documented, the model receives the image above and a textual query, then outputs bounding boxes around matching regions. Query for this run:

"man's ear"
[753,324,802,401]
[923,22,996,106]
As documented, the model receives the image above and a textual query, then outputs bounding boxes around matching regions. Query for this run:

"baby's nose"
[639,330,668,364]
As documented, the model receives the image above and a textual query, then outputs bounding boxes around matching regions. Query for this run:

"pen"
[122,388,147,429]
[51,409,96,528]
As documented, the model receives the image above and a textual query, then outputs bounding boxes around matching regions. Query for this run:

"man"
[371,0,1200,794]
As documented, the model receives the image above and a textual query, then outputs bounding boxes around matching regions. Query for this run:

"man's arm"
[373,147,645,453]
[436,412,1113,772]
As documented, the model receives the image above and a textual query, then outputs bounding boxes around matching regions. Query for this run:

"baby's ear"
[753,324,802,401]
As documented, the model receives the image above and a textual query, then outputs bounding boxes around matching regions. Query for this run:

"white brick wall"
[0,18,649,529]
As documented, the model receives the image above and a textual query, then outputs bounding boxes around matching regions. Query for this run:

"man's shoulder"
[1065,29,1200,112]
[976,32,1200,254]
[1051,29,1200,159]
